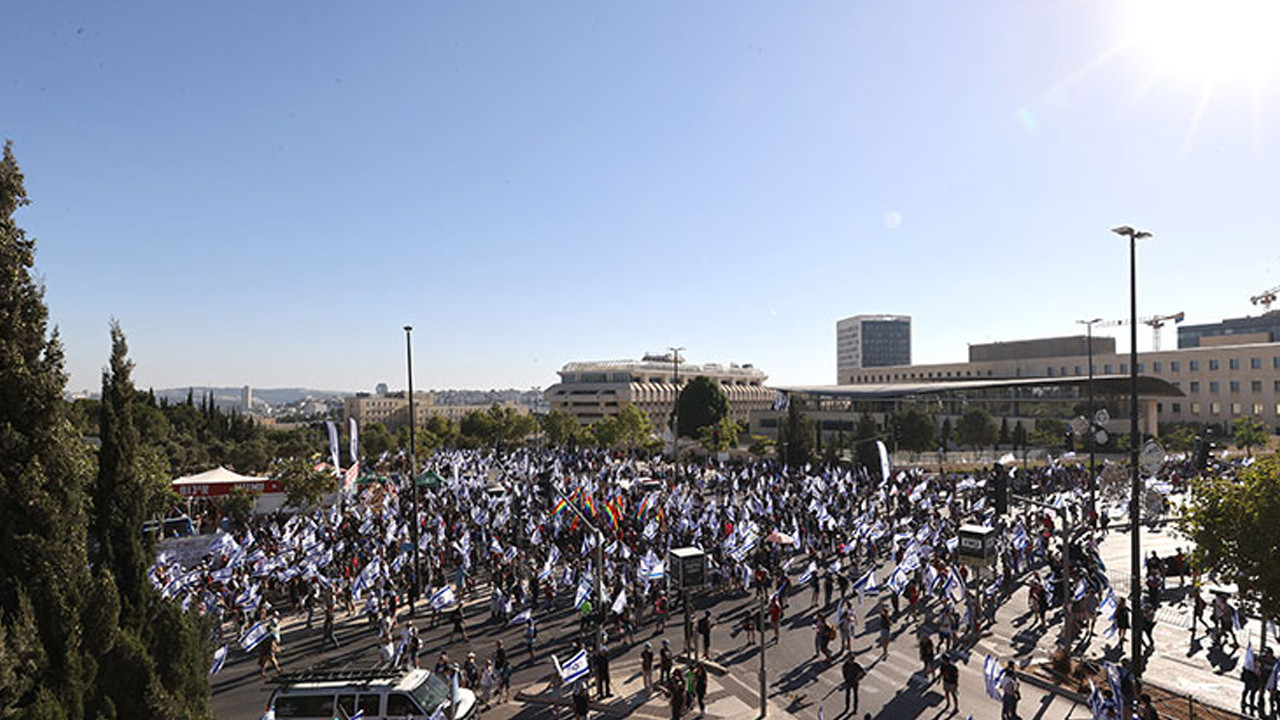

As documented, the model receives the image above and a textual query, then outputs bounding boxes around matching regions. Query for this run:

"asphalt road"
[213,576,1096,720]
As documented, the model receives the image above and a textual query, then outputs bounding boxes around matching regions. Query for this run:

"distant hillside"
[150,387,350,407]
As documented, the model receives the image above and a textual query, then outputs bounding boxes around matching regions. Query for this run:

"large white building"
[836,314,912,381]
[544,354,773,426]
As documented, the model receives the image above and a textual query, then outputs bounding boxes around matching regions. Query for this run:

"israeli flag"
[509,609,532,627]
[797,562,817,587]
[430,585,456,610]
[555,649,591,684]
[853,568,879,596]
[982,654,1004,701]
[888,567,910,596]
[611,589,627,615]
[772,391,789,413]
[643,520,659,541]
[1268,653,1280,692]
[210,645,227,675]
[240,621,270,652]
[574,578,593,610]
[1073,579,1088,602]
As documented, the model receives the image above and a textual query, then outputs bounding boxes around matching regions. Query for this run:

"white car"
[266,667,476,720]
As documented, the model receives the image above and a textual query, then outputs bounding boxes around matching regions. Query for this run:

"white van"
[267,668,476,719]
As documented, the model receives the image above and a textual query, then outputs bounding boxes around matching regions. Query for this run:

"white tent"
[171,466,277,497]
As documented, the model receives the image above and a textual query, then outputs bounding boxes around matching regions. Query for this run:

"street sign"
[1140,439,1167,474]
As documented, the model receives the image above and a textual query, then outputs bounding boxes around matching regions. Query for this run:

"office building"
[836,315,911,380]
[544,354,772,426]
[241,385,253,412]
[343,390,527,432]
[1178,311,1280,348]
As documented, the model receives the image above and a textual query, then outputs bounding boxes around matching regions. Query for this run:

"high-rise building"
[836,314,911,380]
[241,385,253,412]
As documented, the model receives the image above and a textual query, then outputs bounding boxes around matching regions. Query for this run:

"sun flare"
[1127,0,1280,83]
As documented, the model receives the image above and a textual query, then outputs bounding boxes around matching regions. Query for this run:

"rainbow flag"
[635,495,652,520]
[551,498,569,518]
[603,502,620,531]
[584,494,598,520]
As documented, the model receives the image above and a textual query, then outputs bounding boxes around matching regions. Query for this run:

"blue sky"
[6,1,1280,394]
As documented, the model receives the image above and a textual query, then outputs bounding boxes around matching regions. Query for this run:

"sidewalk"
[980,549,1258,717]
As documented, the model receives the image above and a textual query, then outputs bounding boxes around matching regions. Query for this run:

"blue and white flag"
[1074,579,1088,602]
[1268,653,1280,692]
[555,649,591,684]
[772,391,789,413]
[853,568,879,597]
[574,577,594,610]
[430,585,456,610]
[210,645,227,675]
[611,589,627,615]
[509,609,532,627]
[887,567,910,596]
[349,417,359,466]
[797,562,817,587]
[349,709,365,720]
[325,420,341,473]
[876,440,891,481]
[1245,640,1257,673]
[240,621,270,652]
[982,654,1004,701]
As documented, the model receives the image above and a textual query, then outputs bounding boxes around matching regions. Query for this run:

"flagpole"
[404,325,420,616]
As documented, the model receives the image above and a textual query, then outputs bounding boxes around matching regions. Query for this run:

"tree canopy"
[1234,417,1271,457]
[1180,456,1280,624]
[675,375,729,439]
[957,408,998,451]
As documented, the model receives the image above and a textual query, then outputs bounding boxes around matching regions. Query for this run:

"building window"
[1061,366,1068,376]
[1253,381,1263,392]
[1157,402,1163,413]
[1192,402,1202,414]
[1232,402,1243,414]
[1275,357,1280,369]
[1170,361,1180,372]
[1047,367,1055,377]
[1209,359,1220,370]
[1254,404,1264,415]
[1075,365,1082,376]
[1252,357,1262,369]
[1210,381,1220,393]
[1211,402,1221,414]
[1230,381,1241,392]
[1229,358,1240,370]
[1190,360,1200,371]
[1137,363,1144,373]
[1153,361,1162,373]
[1121,363,1128,374]
[1173,381,1181,389]
[1276,380,1280,393]
[1104,364,1113,374]
[1190,381,1200,393]
[1172,402,1181,413]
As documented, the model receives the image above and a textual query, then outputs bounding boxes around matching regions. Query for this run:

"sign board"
[668,547,707,591]
[956,524,997,568]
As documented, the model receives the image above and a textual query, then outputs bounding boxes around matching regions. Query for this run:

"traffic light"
[992,463,1009,516]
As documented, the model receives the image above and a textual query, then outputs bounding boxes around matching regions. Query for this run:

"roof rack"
[269,667,407,685]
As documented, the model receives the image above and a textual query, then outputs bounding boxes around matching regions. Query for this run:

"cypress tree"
[0,140,94,717]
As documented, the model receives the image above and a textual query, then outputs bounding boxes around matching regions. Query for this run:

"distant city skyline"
[7,2,1280,395]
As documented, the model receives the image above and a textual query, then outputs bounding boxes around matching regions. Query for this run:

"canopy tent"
[171,466,281,498]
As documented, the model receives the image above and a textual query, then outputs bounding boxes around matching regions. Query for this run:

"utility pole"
[669,347,684,484]
[404,325,420,615]
[1076,317,1102,537]
[1113,224,1151,681]
[550,483,605,655]
[759,582,767,717]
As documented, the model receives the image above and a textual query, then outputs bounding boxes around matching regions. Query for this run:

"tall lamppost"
[1112,224,1151,680]
[404,325,421,614]
[669,347,684,483]
[1076,317,1103,532]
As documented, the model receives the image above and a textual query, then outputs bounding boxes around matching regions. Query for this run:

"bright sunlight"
[1127,0,1280,83]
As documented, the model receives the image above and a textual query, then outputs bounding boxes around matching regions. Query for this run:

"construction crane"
[1251,285,1280,311]
[1097,311,1185,351]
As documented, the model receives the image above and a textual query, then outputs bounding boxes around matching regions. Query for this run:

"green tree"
[897,406,937,454]
[698,416,740,453]
[1029,417,1065,447]
[614,404,655,452]
[277,456,337,510]
[675,376,729,439]
[0,140,96,718]
[957,408,998,451]
[1234,417,1271,457]
[590,415,620,448]
[359,421,395,461]
[1012,420,1028,450]
[1159,423,1197,453]
[999,418,1011,448]
[218,486,259,531]
[1180,456,1280,629]
[88,322,212,719]
[777,403,815,468]
[939,417,953,450]
[540,410,580,447]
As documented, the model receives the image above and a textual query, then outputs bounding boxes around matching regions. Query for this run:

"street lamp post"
[404,325,421,615]
[669,347,684,484]
[1112,224,1152,680]
[1076,318,1103,534]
